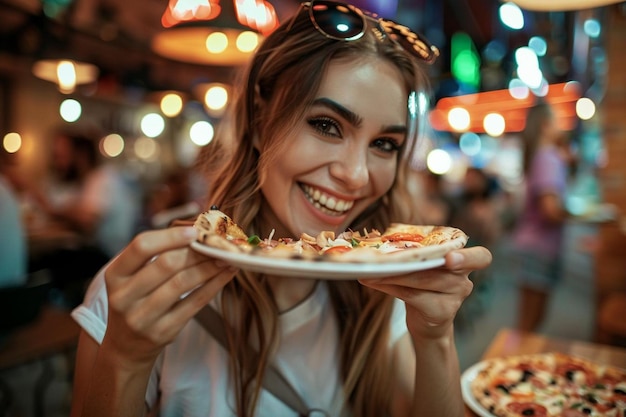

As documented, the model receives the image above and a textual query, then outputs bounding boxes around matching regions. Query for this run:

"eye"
[371,137,402,154]
[307,117,342,138]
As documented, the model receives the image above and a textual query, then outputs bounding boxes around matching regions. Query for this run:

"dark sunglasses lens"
[311,1,364,39]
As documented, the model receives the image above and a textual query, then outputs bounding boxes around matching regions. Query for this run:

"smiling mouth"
[300,184,355,216]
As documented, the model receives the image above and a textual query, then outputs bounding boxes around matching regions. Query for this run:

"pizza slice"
[193,208,468,263]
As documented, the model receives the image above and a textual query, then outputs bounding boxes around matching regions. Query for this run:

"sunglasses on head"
[290,0,440,64]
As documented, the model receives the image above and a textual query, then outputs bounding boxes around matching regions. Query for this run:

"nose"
[329,144,370,190]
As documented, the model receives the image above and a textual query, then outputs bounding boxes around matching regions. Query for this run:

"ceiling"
[0,0,587,98]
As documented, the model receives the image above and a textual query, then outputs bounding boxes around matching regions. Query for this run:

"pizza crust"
[194,209,249,253]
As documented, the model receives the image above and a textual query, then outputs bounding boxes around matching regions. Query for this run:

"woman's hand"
[102,226,237,370]
[359,246,492,339]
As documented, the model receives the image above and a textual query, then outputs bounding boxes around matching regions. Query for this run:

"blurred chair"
[0,270,51,337]
[0,270,80,417]
[596,291,626,347]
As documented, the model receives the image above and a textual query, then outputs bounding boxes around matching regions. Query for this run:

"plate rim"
[461,361,494,417]
[190,241,447,280]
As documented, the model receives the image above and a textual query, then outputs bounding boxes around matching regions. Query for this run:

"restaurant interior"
[1,0,625,416]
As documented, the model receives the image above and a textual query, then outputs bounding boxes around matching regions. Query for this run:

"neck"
[267,276,318,313]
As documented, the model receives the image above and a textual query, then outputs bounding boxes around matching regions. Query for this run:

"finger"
[119,247,216,299]
[108,227,198,278]
[360,272,471,295]
[131,261,236,322]
[359,269,441,289]
[149,268,237,340]
[445,246,492,271]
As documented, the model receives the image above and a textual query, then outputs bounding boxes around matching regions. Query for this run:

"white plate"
[461,361,494,417]
[190,241,446,280]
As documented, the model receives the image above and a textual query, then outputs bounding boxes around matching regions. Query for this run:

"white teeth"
[301,185,354,215]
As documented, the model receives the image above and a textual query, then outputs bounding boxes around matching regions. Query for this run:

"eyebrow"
[311,97,407,135]
[312,97,363,128]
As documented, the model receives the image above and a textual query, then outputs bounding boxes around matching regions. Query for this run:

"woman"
[69,2,492,416]
[511,101,570,332]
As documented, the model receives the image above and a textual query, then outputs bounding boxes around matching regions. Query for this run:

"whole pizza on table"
[192,207,468,263]
[468,352,626,417]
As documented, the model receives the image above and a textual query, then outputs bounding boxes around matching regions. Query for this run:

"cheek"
[372,159,399,197]
[273,135,327,176]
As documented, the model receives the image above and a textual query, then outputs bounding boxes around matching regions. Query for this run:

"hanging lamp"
[151,0,279,66]
[32,58,99,94]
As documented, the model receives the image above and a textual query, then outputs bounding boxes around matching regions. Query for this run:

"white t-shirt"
[72,270,408,416]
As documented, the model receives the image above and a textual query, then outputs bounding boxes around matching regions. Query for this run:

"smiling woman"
[68,2,492,417]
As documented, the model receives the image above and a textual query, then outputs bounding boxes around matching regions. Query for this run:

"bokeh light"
[459,132,481,156]
[236,31,259,53]
[448,107,471,131]
[576,98,596,120]
[189,121,215,146]
[427,149,453,175]
[101,133,125,157]
[134,136,159,160]
[483,113,506,137]
[59,98,82,122]
[3,132,22,153]
[160,93,183,117]
[140,113,165,138]
[499,2,524,30]
[206,32,228,54]
[204,85,228,111]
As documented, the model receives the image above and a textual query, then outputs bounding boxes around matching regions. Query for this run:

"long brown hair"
[199,5,432,416]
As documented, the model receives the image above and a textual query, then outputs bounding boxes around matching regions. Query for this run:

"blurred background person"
[448,166,503,331]
[0,152,27,287]
[411,170,453,226]
[449,167,503,250]
[38,129,140,258]
[142,167,202,229]
[510,101,572,333]
[30,129,140,306]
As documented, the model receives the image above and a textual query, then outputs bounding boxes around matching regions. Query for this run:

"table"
[27,220,83,262]
[463,328,626,416]
[0,305,80,417]
[0,305,80,370]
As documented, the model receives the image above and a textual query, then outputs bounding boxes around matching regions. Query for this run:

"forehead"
[315,57,408,125]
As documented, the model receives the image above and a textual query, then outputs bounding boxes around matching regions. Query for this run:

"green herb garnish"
[247,235,261,245]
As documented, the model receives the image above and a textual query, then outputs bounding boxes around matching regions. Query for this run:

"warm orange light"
[161,0,278,33]
[431,82,582,133]
[162,0,221,28]
[235,0,279,35]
